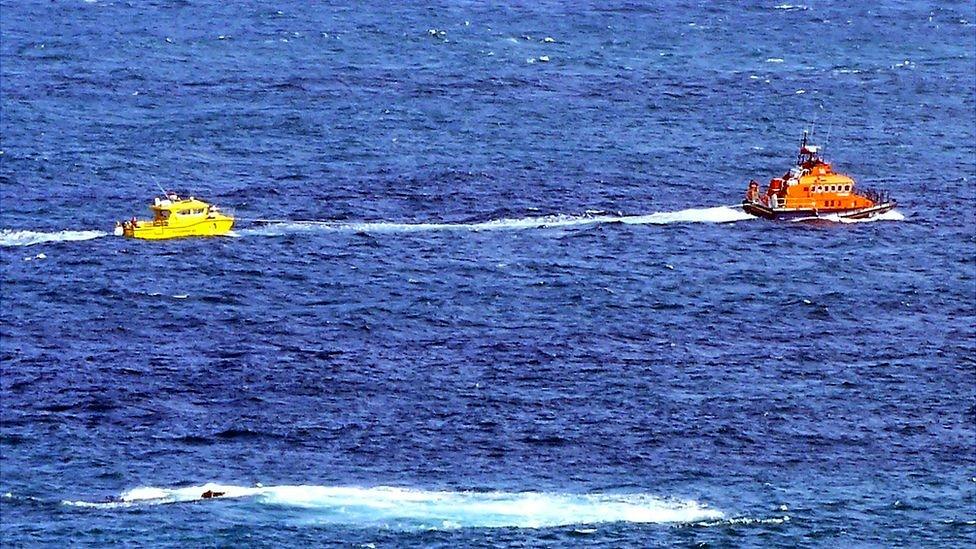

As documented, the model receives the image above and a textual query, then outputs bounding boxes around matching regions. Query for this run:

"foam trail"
[835,208,905,223]
[0,229,107,247]
[616,206,755,225]
[64,484,723,529]
[789,209,906,224]
[240,206,754,237]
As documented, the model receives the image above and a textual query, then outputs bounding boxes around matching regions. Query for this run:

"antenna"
[149,175,167,197]
[822,108,832,157]
[811,102,826,141]
[797,131,808,166]
[818,103,830,155]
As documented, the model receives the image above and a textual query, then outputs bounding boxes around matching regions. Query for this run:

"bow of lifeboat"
[742,134,896,221]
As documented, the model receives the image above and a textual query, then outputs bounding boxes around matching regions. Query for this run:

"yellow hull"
[124,216,234,240]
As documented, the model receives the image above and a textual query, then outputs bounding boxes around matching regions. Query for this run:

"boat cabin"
[750,133,872,211]
[147,195,218,226]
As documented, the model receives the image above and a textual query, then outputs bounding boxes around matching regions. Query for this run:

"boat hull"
[123,217,234,240]
[742,201,896,221]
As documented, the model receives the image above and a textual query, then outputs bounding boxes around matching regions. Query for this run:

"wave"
[0,229,108,247]
[64,484,723,529]
[788,209,906,224]
[694,515,791,527]
[240,206,755,237]
[834,209,905,223]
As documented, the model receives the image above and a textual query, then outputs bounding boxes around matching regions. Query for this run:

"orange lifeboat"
[742,132,896,220]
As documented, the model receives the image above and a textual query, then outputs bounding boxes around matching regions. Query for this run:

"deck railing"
[859,188,893,204]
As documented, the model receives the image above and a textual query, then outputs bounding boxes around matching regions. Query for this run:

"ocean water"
[1,0,974,546]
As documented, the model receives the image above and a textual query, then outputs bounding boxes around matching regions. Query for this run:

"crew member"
[746,180,760,202]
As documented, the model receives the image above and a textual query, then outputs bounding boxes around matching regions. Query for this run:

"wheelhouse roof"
[150,198,211,211]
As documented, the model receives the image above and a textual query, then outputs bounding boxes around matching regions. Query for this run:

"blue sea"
[1,1,974,546]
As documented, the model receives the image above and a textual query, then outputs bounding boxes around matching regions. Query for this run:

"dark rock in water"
[201,490,225,499]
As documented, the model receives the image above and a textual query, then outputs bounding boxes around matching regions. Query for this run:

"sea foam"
[64,484,724,529]
[0,229,107,247]
[239,206,755,237]
[789,209,906,224]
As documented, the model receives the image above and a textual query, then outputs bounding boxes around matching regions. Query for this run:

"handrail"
[858,188,893,204]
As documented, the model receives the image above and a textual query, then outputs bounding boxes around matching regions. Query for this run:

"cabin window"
[844,185,850,191]
[178,209,189,215]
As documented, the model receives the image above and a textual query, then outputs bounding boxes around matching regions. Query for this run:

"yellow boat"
[115,194,234,240]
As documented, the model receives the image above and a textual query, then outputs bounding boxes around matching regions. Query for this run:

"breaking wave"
[240,206,755,237]
[64,484,723,529]
[0,229,107,247]
[834,209,905,223]
[789,209,906,224]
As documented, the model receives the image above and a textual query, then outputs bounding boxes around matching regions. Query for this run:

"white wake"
[831,209,905,223]
[240,206,755,237]
[64,484,724,529]
[0,229,107,247]
[788,209,906,223]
